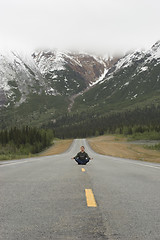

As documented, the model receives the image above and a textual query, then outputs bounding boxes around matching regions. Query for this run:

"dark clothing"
[74,151,90,161]
[74,151,90,165]
[75,158,89,165]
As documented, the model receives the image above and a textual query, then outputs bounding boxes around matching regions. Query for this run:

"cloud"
[0,0,159,55]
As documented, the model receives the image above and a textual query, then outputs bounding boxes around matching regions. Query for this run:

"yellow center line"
[81,168,85,172]
[85,189,97,207]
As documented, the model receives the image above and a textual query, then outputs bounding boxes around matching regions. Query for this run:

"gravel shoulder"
[88,135,160,163]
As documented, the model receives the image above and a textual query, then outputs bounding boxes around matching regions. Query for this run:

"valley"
[0,41,160,141]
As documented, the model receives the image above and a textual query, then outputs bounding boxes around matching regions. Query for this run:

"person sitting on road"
[72,146,92,165]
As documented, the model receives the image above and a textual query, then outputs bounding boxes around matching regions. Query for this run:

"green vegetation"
[0,93,68,129]
[0,126,54,160]
[44,104,160,140]
[145,143,160,151]
[126,131,160,141]
[0,49,160,156]
[47,66,86,96]
[73,61,160,114]
[1,55,160,134]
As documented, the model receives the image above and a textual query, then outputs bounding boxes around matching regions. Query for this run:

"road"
[0,139,160,240]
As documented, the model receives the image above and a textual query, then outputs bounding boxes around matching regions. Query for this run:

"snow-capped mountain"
[74,41,160,111]
[0,50,112,108]
[0,50,116,128]
[0,52,47,107]
[32,50,112,96]
[101,40,160,84]
[0,41,160,129]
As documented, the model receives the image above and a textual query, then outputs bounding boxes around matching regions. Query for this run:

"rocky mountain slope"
[0,52,46,108]
[73,41,160,113]
[0,50,115,127]
[32,50,119,99]
[0,50,113,108]
[0,41,160,129]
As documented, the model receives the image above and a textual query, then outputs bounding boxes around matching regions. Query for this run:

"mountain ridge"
[0,50,115,108]
[72,41,160,113]
[0,50,117,128]
[0,41,160,129]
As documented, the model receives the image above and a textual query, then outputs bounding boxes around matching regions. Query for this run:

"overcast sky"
[0,0,159,56]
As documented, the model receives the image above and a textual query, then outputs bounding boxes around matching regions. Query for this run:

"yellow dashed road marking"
[85,189,97,207]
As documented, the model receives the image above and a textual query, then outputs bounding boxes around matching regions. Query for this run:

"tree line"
[1,104,160,158]
[45,104,160,139]
[0,126,54,154]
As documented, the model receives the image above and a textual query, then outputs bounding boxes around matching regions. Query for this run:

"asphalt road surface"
[0,139,160,240]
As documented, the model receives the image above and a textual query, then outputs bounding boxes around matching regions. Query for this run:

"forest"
[47,104,160,139]
[1,104,160,160]
[0,126,54,159]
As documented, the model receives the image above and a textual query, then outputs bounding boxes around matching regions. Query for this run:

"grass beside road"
[88,135,160,163]
[0,139,73,161]
[0,153,35,161]
[39,139,73,156]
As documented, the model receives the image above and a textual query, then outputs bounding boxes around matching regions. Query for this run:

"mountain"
[73,41,160,113]
[0,50,115,128]
[0,52,46,108]
[0,50,113,107]
[0,41,160,131]
[51,41,160,138]
[32,50,112,96]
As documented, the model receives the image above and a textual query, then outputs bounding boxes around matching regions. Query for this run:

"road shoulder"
[87,135,160,163]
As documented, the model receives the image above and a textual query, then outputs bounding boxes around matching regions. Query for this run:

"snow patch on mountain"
[99,40,160,86]
[89,68,108,86]
[32,51,66,75]
[124,81,129,86]
[139,66,148,73]
[45,87,57,96]
[0,51,49,106]
[115,51,144,71]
